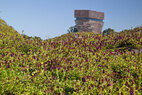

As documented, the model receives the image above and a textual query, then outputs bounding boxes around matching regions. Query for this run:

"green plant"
[0,18,141,94]
[68,26,78,33]
[103,28,115,35]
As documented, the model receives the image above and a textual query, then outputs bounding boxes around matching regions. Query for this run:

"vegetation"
[103,28,116,35]
[68,26,78,33]
[0,18,142,94]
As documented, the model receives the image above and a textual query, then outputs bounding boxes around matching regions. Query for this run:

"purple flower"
[128,69,130,73]
[98,65,101,67]
[58,66,61,70]
[103,70,105,73]
[118,93,121,95]
[83,88,85,91]
[9,60,12,63]
[88,86,91,89]
[109,90,111,93]
[82,77,86,82]
[107,84,111,86]
[115,50,118,52]
[51,66,56,70]
[10,53,14,57]
[107,81,112,86]
[16,77,19,80]
[67,66,70,71]
[63,66,66,70]
[74,88,78,92]
[130,87,134,95]
[7,63,10,68]
[75,64,78,67]
[70,62,72,64]
[136,86,139,90]
[21,53,24,56]
[52,76,56,80]
[48,80,51,83]
[72,67,74,70]
[32,56,36,59]
[37,58,39,61]
[125,82,129,87]
[116,87,119,91]
[91,84,94,87]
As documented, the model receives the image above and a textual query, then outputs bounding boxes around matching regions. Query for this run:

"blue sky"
[0,0,142,40]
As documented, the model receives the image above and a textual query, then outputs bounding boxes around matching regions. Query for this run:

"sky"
[0,0,142,40]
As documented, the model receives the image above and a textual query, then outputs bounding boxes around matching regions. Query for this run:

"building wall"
[75,19,104,33]
[75,10,104,33]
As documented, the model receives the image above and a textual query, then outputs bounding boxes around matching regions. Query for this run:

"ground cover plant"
[0,18,142,95]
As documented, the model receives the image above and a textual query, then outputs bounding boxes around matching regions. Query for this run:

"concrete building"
[74,10,104,33]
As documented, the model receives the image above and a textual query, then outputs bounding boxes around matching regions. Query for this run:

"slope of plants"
[0,18,142,95]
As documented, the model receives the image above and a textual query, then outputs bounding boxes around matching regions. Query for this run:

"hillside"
[0,18,142,95]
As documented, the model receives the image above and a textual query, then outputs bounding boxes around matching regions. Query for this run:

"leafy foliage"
[103,28,116,35]
[0,18,142,94]
[68,26,78,33]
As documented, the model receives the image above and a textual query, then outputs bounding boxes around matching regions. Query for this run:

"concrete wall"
[74,10,104,33]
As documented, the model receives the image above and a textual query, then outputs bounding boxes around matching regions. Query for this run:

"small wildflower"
[7,63,10,68]
[125,81,129,87]
[116,87,119,91]
[103,70,105,73]
[53,76,56,80]
[82,77,86,82]
[130,87,134,95]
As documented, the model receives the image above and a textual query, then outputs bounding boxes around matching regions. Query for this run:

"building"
[74,10,104,33]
